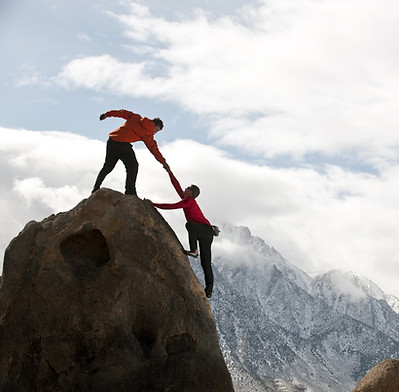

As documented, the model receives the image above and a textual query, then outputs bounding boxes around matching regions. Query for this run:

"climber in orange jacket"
[92,110,170,196]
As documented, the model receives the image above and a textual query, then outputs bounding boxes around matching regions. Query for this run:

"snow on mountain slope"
[387,295,399,314]
[212,224,312,293]
[190,224,399,392]
[311,270,399,340]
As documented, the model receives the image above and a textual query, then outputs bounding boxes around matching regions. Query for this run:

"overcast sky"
[1,0,399,298]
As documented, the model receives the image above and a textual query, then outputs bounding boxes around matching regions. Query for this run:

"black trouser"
[186,221,214,287]
[93,138,138,195]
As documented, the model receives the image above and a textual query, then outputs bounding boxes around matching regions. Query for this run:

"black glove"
[99,113,107,121]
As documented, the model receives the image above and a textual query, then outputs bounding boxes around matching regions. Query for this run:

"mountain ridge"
[191,223,399,391]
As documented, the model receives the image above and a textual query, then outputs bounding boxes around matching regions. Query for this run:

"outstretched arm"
[99,110,133,121]
[140,134,167,165]
[166,170,184,199]
[152,199,189,210]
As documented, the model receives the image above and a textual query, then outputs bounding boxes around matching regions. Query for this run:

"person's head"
[152,118,164,133]
[184,184,200,198]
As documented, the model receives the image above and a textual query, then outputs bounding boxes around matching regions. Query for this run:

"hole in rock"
[60,229,110,269]
[133,327,156,358]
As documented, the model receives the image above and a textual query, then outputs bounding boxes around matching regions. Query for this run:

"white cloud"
[15,63,47,87]
[47,0,399,166]
[13,177,82,211]
[76,33,91,42]
[158,140,399,298]
[2,0,399,308]
[1,128,399,297]
[0,128,104,260]
[315,270,368,302]
[1,128,104,185]
[55,55,145,92]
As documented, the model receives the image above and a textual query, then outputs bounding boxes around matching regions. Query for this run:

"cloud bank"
[3,0,399,302]
[48,0,399,165]
[1,127,399,299]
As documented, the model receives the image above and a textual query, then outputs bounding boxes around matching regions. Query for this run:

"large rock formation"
[0,189,234,392]
[352,359,399,392]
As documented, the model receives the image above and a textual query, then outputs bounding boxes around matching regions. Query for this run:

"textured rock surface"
[0,189,233,392]
[352,359,399,392]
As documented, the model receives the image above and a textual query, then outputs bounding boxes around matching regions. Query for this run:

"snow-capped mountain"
[190,224,399,392]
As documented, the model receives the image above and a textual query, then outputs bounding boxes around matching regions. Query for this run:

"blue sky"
[2,0,399,298]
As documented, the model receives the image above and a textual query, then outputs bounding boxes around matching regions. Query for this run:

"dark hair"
[190,185,200,198]
[152,118,164,130]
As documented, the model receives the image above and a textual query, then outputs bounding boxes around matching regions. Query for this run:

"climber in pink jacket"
[152,170,215,298]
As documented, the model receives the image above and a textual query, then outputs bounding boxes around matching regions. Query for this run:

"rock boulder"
[353,358,399,392]
[0,189,234,392]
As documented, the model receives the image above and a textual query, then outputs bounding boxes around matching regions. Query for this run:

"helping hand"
[163,162,171,173]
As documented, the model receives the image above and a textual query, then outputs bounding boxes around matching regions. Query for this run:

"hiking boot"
[205,284,213,298]
[184,250,198,258]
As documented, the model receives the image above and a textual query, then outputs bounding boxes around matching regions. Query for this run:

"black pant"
[186,221,214,287]
[93,138,138,195]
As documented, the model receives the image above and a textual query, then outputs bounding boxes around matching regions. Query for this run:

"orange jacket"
[106,110,166,164]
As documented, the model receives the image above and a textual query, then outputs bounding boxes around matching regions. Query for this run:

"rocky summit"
[0,189,234,392]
